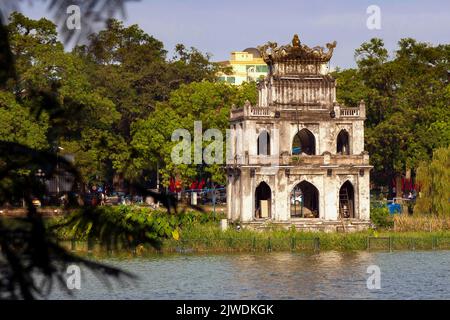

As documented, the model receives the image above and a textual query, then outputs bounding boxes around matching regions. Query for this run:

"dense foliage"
[56,206,225,242]
[56,206,180,245]
[414,146,450,216]
[370,205,394,229]
[333,38,450,189]
[1,13,235,190]
[131,81,257,186]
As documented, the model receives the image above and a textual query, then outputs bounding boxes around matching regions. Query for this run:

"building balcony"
[230,100,366,121]
[230,103,273,121]
[340,107,360,117]
[277,102,329,111]
[279,153,370,166]
[229,152,370,167]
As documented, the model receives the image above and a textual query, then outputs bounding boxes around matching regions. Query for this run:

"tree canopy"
[414,146,450,216]
[131,81,257,186]
[1,13,232,189]
[334,38,450,187]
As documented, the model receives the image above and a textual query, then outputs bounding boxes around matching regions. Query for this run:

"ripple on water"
[47,251,450,300]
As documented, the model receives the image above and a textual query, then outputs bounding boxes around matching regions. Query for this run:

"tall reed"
[394,215,450,232]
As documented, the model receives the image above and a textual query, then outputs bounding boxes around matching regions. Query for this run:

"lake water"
[49,251,450,300]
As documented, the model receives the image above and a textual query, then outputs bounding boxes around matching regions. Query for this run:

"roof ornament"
[292,34,301,47]
[258,34,337,63]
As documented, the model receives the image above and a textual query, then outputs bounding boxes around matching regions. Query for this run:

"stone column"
[352,120,365,154]
[359,100,366,119]
[275,169,289,221]
[240,169,253,222]
[233,174,241,220]
[358,170,371,220]
[226,174,233,220]
[333,104,341,118]
[324,173,338,220]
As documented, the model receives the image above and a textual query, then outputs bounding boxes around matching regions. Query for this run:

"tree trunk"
[113,173,126,193]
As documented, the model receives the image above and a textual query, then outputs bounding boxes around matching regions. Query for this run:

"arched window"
[339,181,355,218]
[337,130,350,155]
[292,129,316,155]
[257,130,270,155]
[255,182,271,219]
[290,181,319,218]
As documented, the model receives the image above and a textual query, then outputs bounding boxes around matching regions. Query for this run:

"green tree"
[5,12,122,186]
[169,44,227,84]
[75,19,225,186]
[131,81,257,187]
[0,91,48,149]
[335,38,450,189]
[414,146,450,216]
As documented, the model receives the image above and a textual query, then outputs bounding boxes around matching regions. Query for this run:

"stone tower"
[226,35,372,231]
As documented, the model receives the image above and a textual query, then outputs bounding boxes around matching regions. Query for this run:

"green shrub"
[178,210,225,225]
[55,206,180,245]
[371,205,394,229]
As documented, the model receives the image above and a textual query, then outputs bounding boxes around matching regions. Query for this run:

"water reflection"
[229,251,377,299]
[48,251,450,300]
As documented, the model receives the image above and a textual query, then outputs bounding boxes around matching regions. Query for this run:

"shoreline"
[58,230,450,255]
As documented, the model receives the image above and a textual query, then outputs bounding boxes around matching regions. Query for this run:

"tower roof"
[257,34,337,64]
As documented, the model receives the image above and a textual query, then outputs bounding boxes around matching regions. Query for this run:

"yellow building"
[217,48,269,85]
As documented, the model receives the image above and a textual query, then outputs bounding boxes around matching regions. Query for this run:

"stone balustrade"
[340,107,360,117]
[282,153,369,166]
[279,103,328,111]
[231,106,273,120]
[231,101,365,120]
[250,107,271,116]
[233,153,370,166]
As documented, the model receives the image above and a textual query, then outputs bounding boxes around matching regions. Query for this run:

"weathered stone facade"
[226,35,372,231]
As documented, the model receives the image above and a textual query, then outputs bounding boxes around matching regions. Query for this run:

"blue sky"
[15,0,450,69]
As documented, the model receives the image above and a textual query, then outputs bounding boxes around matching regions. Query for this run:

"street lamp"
[36,169,45,193]
[36,169,45,181]
[34,169,46,207]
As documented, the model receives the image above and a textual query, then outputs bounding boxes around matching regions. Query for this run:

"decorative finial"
[258,36,337,63]
[292,34,301,47]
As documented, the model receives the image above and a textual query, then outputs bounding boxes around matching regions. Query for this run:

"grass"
[152,222,450,253]
[393,215,450,232]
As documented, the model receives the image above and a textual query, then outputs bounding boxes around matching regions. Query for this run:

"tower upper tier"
[258,34,337,76]
[254,35,338,110]
[230,35,366,122]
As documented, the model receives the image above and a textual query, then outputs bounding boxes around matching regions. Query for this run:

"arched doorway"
[255,182,271,219]
[257,130,270,155]
[339,181,355,218]
[337,130,350,155]
[290,181,319,218]
[292,129,316,155]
